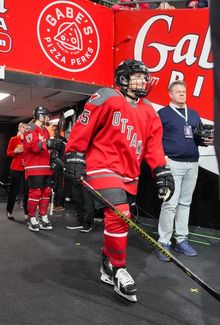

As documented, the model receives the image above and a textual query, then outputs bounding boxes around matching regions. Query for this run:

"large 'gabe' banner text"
[114,9,213,120]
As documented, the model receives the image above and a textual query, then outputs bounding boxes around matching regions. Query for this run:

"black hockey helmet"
[115,59,152,98]
[115,59,149,86]
[33,106,51,119]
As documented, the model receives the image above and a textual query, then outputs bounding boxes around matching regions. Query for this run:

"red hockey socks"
[103,203,131,268]
[39,187,51,216]
[28,188,41,217]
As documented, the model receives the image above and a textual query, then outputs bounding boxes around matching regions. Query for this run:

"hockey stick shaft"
[82,179,220,302]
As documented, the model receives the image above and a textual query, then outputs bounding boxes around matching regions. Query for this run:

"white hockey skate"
[113,268,137,302]
[28,216,40,232]
[39,215,53,230]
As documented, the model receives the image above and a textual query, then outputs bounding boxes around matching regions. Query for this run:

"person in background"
[112,0,149,11]
[185,0,208,8]
[23,107,54,232]
[64,59,174,302]
[64,182,95,233]
[51,124,67,212]
[6,122,28,220]
[156,80,214,262]
[64,174,95,233]
[156,2,176,9]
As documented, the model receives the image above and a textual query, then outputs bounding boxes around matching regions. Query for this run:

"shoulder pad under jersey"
[88,88,119,106]
[25,123,36,132]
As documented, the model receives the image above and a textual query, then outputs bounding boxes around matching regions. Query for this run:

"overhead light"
[0,92,10,101]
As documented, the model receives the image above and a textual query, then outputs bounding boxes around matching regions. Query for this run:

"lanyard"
[170,103,188,125]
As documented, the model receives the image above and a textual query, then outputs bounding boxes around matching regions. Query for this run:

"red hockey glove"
[153,166,175,202]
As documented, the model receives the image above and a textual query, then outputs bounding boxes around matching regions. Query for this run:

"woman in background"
[6,122,28,220]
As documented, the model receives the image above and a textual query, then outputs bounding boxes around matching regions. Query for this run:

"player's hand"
[203,137,214,146]
[63,152,86,186]
[14,144,23,153]
[153,166,175,202]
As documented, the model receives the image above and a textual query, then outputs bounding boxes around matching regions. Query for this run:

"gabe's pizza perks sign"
[114,9,213,120]
[0,0,113,85]
[37,1,100,72]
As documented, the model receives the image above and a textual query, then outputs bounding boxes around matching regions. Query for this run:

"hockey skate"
[28,216,40,232]
[113,268,137,302]
[100,253,114,286]
[39,215,53,230]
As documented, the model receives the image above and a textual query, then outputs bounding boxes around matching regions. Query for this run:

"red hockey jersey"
[6,135,25,171]
[23,123,53,179]
[66,88,166,195]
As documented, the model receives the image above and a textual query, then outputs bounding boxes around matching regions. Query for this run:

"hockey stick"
[81,179,220,303]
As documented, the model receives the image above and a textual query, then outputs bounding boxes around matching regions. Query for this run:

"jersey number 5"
[80,109,90,125]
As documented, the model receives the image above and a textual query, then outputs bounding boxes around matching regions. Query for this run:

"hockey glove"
[64,152,86,185]
[46,138,65,152]
[193,123,214,146]
[153,166,175,202]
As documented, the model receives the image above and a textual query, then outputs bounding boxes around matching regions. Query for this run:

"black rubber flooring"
[0,203,220,325]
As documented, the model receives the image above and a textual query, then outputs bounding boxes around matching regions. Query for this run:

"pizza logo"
[37,1,100,72]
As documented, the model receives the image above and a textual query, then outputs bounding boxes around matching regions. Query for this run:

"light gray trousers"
[158,160,199,245]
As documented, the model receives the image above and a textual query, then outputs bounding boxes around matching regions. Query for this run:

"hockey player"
[23,107,54,232]
[64,60,175,302]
